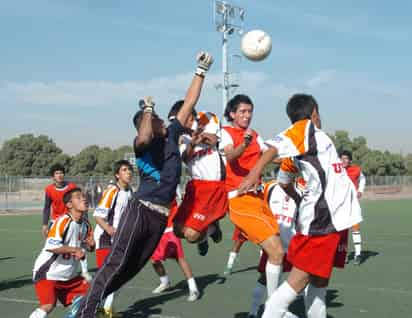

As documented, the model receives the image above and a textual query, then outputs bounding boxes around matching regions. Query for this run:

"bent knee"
[184,228,201,243]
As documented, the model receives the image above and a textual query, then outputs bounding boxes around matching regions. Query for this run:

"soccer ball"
[240,30,272,62]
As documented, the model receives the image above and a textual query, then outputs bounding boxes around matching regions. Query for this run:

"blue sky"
[1,0,411,154]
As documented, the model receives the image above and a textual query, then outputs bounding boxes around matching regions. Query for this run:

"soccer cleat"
[247,315,257,318]
[104,309,123,318]
[152,282,171,294]
[210,224,223,243]
[95,308,107,318]
[187,290,200,302]
[81,271,93,282]
[63,295,84,318]
[353,255,362,265]
[197,240,209,256]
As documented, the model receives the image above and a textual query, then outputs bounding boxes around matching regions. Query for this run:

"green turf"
[1,199,411,317]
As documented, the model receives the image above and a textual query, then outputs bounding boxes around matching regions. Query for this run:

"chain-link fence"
[1,175,411,212]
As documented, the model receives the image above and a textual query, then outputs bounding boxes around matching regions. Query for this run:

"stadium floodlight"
[214,1,245,118]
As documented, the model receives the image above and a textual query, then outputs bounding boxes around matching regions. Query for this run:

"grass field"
[1,199,411,318]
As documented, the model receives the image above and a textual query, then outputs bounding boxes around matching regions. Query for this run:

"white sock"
[262,281,298,318]
[227,252,237,269]
[352,231,362,256]
[265,262,281,298]
[80,255,88,273]
[305,284,326,318]
[103,292,115,311]
[249,281,266,316]
[160,275,169,285]
[187,277,198,293]
[29,308,48,318]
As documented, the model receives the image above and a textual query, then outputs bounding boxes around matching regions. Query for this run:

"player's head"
[49,163,65,183]
[286,94,321,128]
[63,187,88,213]
[340,150,352,168]
[133,110,167,137]
[168,100,197,130]
[224,94,254,129]
[113,159,133,186]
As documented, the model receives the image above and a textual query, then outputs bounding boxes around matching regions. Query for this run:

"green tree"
[0,134,64,176]
[70,145,100,176]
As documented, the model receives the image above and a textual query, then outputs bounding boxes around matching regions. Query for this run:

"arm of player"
[238,146,279,194]
[358,172,366,198]
[176,52,213,127]
[42,193,52,238]
[46,246,85,260]
[135,97,155,152]
[279,183,302,207]
[82,235,96,252]
[223,129,253,162]
[95,216,116,237]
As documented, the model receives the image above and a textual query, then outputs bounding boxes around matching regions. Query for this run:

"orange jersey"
[220,126,267,191]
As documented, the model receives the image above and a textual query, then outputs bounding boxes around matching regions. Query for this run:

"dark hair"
[286,94,319,124]
[113,159,133,178]
[340,150,353,161]
[63,187,82,205]
[132,110,144,129]
[224,94,254,122]
[167,100,197,122]
[50,163,65,176]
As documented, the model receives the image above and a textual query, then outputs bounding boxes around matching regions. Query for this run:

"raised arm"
[176,52,213,126]
[134,97,155,152]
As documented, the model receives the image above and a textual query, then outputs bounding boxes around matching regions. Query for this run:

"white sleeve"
[257,135,268,153]
[358,172,366,193]
[219,129,234,151]
[93,186,117,218]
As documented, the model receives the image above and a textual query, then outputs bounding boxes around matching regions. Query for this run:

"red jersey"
[43,182,77,224]
[220,126,267,192]
[345,165,361,190]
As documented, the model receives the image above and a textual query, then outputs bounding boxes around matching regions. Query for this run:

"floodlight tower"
[214,1,245,117]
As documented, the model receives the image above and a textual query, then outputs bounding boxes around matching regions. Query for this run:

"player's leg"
[31,280,57,318]
[248,273,266,318]
[262,266,309,318]
[304,275,329,318]
[151,261,171,293]
[177,257,199,301]
[57,276,90,318]
[260,235,284,298]
[352,223,362,265]
[76,199,167,318]
[224,229,246,275]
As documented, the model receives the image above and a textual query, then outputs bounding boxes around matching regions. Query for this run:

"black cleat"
[197,240,209,256]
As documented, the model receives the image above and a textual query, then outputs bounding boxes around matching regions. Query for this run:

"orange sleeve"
[280,158,298,174]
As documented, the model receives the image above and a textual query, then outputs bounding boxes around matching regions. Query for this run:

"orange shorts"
[34,276,89,307]
[229,192,279,244]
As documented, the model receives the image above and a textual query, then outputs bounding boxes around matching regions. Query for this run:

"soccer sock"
[187,277,198,292]
[265,262,281,298]
[262,281,298,318]
[80,255,88,273]
[249,281,266,316]
[29,308,48,318]
[160,275,169,285]
[103,293,115,311]
[227,252,237,269]
[352,231,362,256]
[304,284,326,318]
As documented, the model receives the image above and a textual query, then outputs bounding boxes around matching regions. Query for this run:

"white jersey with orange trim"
[265,119,362,235]
[93,184,132,249]
[33,214,92,282]
[179,111,225,181]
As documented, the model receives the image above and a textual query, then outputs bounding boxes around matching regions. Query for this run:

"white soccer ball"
[240,30,272,62]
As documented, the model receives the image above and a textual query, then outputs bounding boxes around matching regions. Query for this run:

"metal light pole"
[214,1,244,118]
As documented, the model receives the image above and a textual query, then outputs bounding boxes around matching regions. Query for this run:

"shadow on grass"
[346,250,379,264]
[121,274,225,318]
[0,274,32,292]
[0,257,15,262]
[231,266,258,275]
